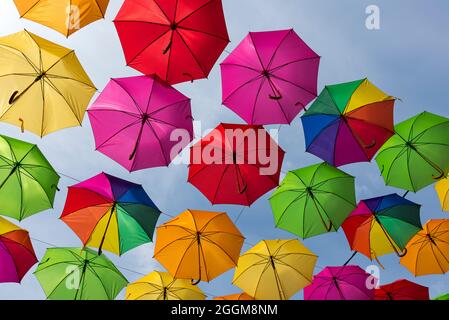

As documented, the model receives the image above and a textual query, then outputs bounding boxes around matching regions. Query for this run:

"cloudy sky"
[0,0,448,299]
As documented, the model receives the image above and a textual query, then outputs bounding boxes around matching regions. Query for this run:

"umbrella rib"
[383,146,408,186]
[221,62,260,73]
[266,29,293,70]
[0,43,40,73]
[222,75,264,104]
[125,30,171,66]
[273,192,307,229]
[95,119,142,150]
[87,108,141,118]
[93,0,106,17]
[171,238,198,277]
[175,0,215,25]
[270,56,320,74]
[176,25,229,42]
[148,98,190,117]
[43,50,76,74]
[249,76,267,124]
[210,165,229,204]
[274,259,314,284]
[140,118,170,166]
[411,238,431,275]
[17,166,54,206]
[110,78,144,114]
[270,73,318,100]
[313,189,356,207]
[44,74,96,89]
[175,30,207,76]
[87,264,114,300]
[201,236,240,266]
[303,115,340,151]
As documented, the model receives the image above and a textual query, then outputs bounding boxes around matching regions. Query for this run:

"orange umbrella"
[213,293,254,300]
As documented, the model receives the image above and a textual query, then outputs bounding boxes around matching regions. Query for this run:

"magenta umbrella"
[220,29,320,125]
[88,76,193,171]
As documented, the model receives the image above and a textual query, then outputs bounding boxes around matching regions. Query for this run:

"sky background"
[1,0,449,299]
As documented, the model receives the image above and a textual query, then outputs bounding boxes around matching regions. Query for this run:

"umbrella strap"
[98,203,116,255]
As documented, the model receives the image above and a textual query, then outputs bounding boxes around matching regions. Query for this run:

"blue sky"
[0,0,448,299]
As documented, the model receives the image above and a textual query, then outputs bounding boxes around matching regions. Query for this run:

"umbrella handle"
[162,39,172,55]
[269,93,282,100]
[9,91,19,105]
[191,279,201,286]
[182,73,194,83]
[19,118,24,133]
[432,168,445,180]
[363,139,376,149]
[396,248,407,258]
[51,184,60,192]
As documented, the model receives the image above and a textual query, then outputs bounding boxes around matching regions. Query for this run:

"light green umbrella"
[434,293,449,300]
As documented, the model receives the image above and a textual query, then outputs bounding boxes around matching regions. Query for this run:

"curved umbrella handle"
[191,278,201,286]
[162,39,172,55]
[432,168,445,180]
[9,91,19,105]
[396,248,407,258]
[269,93,282,100]
[363,139,376,149]
[19,118,25,133]
[51,184,60,192]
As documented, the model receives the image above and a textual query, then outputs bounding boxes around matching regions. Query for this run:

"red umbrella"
[375,279,429,300]
[114,0,229,85]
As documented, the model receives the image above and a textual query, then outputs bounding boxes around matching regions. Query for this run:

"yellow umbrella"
[125,271,206,301]
[233,239,317,300]
[0,30,96,137]
[435,177,449,211]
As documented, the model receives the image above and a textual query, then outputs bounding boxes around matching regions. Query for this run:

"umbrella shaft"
[98,203,116,255]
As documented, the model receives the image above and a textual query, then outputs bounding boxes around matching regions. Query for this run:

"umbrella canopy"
[35,247,128,300]
[233,239,317,300]
[270,162,356,238]
[188,123,285,206]
[302,79,395,167]
[0,216,37,283]
[304,265,375,300]
[435,177,449,211]
[376,112,449,192]
[400,219,449,276]
[88,76,193,171]
[114,0,229,85]
[13,0,110,37]
[213,293,254,300]
[221,29,320,125]
[375,279,429,300]
[0,135,59,221]
[154,210,244,283]
[60,172,160,256]
[0,30,96,137]
[434,293,449,300]
[125,271,206,300]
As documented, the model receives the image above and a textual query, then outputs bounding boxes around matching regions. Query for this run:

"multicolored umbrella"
[302,79,395,167]
[221,29,320,125]
[376,112,449,192]
[88,76,193,171]
[435,177,449,211]
[0,30,96,136]
[213,293,254,300]
[233,239,317,300]
[60,172,161,256]
[114,0,229,85]
[35,247,128,300]
[270,162,356,238]
[375,279,429,300]
[0,135,59,221]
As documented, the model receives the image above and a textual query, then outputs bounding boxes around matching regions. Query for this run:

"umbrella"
[0,135,59,221]
[233,239,317,300]
[0,30,96,136]
[435,177,449,211]
[301,79,395,167]
[88,76,193,171]
[213,293,254,300]
[0,216,37,283]
[342,194,422,261]
[375,279,429,300]
[376,112,449,192]
[154,210,244,284]
[221,29,320,125]
[400,219,449,276]
[114,0,229,85]
[188,123,285,206]
[434,293,449,300]
[60,172,160,256]
[34,247,128,300]
[13,0,110,37]
[126,271,206,300]
[270,162,356,238]
[304,265,375,300]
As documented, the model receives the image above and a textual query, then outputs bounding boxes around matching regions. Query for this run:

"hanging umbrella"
[0,135,59,221]
[188,123,285,206]
[221,29,320,125]
[213,293,254,300]
[35,247,128,300]
[125,271,206,300]
[0,216,37,283]
[375,279,429,300]
[233,239,317,300]
[88,76,193,171]
[154,210,244,284]
[114,0,229,85]
[270,162,356,238]
[13,0,110,37]
[376,112,449,192]
[60,172,160,256]
[434,293,449,300]
[435,177,449,211]
[301,79,395,167]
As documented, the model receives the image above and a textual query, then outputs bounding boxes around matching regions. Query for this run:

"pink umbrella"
[88,76,193,171]
[221,29,320,125]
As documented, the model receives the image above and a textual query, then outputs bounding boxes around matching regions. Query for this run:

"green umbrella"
[434,294,449,300]
[0,135,59,221]
[376,112,449,192]
[269,162,356,238]
[35,247,128,300]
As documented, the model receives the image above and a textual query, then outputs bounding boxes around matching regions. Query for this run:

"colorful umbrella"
[376,112,449,192]
[221,29,320,125]
[125,271,206,300]
[60,172,161,256]
[35,247,128,300]
[434,293,449,300]
[0,135,59,221]
[435,177,449,211]
[154,210,244,284]
[301,79,395,167]
[233,239,317,300]
[188,123,285,206]
[114,0,229,85]
[13,0,110,37]
[88,76,193,171]
[213,293,254,300]
[270,162,356,238]
[375,279,429,300]
[0,30,96,136]
[0,216,37,283]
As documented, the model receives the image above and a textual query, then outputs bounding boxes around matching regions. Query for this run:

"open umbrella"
[375,279,429,300]
[60,172,161,256]
[270,162,356,238]
[221,29,320,125]
[434,293,449,300]
[435,177,449,211]
[213,293,254,300]
[114,0,229,85]
[88,76,193,171]
[301,79,395,167]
